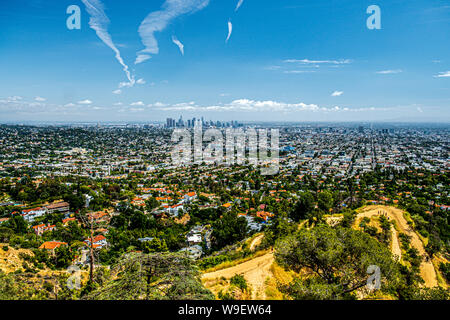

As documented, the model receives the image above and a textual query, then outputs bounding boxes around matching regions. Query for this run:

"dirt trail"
[249,234,264,251]
[390,227,402,261]
[356,205,438,287]
[202,252,274,300]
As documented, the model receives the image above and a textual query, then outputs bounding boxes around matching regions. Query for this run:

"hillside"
[202,251,274,300]
[0,244,34,274]
[201,205,448,300]
[354,205,441,288]
[0,244,89,298]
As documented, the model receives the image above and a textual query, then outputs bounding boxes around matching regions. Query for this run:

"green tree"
[230,274,248,291]
[5,215,28,234]
[142,238,168,253]
[85,252,214,300]
[317,191,333,213]
[212,212,248,249]
[145,197,159,211]
[275,225,400,299]
[290,192,314,221]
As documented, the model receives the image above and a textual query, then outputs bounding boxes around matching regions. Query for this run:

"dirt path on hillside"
[390,227,402,261]
[356,206,438,287]
[249,234,264,251]
[355,209,402,261]
[202,252,274,300]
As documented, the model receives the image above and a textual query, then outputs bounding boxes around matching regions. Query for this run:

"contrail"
[81,0,134,85]
[172,36,185,55]
[235,0,244,11]
[136,0,209,64]
[226,21,233,42]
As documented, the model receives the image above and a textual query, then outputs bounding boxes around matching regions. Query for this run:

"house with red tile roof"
[45,201,70,214]
[256,211,274,221]
[184,192,197,203]
[62,217,76,225]
[222,203,232,210]
[86,211,110,223]
[21,207,47,222]
[132,197,146,207]
[0,217,9,224]
[32,223,56,236]
[39,241,67,254]
[155,196,172,202]
[84,234,108,249]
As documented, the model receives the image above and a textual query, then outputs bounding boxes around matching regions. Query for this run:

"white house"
[179,245,203,260]
[187,234,202,245]
[84,234,108,249]
[21,207,47,222]
[165,203,184,216]
[184,192,197,203]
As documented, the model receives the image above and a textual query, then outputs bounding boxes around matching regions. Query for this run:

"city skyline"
[0,0,449,123]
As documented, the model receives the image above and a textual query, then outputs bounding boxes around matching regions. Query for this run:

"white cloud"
[265,65,282,71]
[78,99,93,105]
[7,96,23,102]
[34,96,46,102]
[118,80,136,88]
[228,99,320,112]
[283,59,352,65]
[376,69,402,74]
[173,101,196,109]
[81,0,134,83]
[155,99,318,112]
[283,70,316,74]
[226,21,233,42]
[331,91,344,97]
[148,102,167,107]
[135,54,151,64]
[434,71,450,78]
[112,89,122,94]
[28,102,46,107]
[0,96,395,116]
[235,0,244,11]
[136,0,209,64]
[151,99,392,114]
[172,36,185,55]
[117,78,145,88]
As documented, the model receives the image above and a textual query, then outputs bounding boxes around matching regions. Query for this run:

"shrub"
[230,274,248,291]
[198,255,230,270]
[439,262,450,283]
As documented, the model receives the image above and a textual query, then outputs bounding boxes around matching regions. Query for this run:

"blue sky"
[0,0,449,122]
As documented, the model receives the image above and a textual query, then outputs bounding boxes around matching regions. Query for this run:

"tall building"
[177,116,184,127]
[194,118,202,128]
[166,118,176,128]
